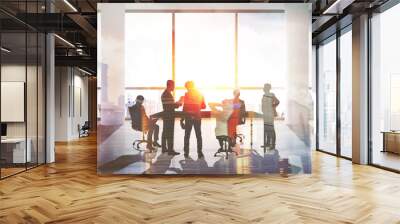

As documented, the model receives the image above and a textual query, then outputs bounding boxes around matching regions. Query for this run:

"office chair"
[78,121,90,138]
[214,136,238,159]
[132,128,155,153]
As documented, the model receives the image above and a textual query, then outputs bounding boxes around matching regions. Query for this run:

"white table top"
[1,138,28,143]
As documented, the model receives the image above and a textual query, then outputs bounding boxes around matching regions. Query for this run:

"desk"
[150,110,263,119]
[382,131,400,154]
[1,138,31,164]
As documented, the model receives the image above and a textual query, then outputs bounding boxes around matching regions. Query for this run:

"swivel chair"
[128,105,154,153]
[78,121,90,138]
[214,136,238,159]
[132,128,154,153]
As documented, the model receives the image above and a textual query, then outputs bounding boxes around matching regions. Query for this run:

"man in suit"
[161,80,181,155]
[182,81,206,159]
[128,95,161,151]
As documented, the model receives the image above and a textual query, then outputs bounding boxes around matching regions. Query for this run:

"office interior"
[0,0,400,222]
[0,0,97,179]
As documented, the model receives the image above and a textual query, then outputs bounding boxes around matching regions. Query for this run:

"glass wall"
[316,26,353,159]
[371,3,400,171]
[0,3,46,179]
[340,29,352,158]
[317,36,337,154]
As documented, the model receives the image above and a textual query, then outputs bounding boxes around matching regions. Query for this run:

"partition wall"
[0,2,47,179]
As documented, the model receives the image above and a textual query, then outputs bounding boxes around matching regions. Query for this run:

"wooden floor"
[1,135,400,223]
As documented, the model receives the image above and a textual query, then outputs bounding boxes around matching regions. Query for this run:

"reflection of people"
[128,95,161,151]
[182,81,206,159]
[262,83,280,151]
[209,100,233,151]
[228,89,246,147]
[161,80,181,155]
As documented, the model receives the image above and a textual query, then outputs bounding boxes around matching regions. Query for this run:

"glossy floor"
[1,135,400,223]
[372,150,400,171]
[98,119,311,175]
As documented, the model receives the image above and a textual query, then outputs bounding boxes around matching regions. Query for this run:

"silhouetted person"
[209,100,233,151]
[128,95,161,151]
[161,80,181,155]
[182,81,206,159]
[228,89,246,147]
[262,83,280,151]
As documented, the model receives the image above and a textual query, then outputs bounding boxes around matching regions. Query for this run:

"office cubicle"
[0,2,46,179]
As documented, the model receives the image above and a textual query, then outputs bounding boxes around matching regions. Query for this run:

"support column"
[352,14,369,164]
[46,32,55,163]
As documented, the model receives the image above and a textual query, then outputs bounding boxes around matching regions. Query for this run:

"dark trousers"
[162,119,175,152]
[184,118,202,155]
[264,124,276,148]
[146,119,159,145]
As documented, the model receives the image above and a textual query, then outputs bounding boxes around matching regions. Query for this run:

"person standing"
[161,80,181,155]
[182,81,206,159]
[262,83,280,152]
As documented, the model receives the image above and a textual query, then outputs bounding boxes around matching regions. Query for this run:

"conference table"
[150,110,263,148]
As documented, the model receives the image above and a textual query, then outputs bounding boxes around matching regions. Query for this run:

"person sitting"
[128,95,161,151]
[228,89,246,147]
[209,100,234,152]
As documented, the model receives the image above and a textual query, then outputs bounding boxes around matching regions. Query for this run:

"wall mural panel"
[97,3,313,175]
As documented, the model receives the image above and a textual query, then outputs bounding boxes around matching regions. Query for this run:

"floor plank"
[0,135,400,223]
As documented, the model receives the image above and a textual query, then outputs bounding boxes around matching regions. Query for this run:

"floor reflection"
[98,119,311,175]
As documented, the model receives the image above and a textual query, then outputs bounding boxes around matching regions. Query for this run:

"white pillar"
[46,33,55,163]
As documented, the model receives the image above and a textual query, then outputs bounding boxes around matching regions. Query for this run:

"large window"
[318,37,337,154]
[124,12,287,115]
[317,27,353,159]
[340,29,352,158]
[237,13,286,87]
[175,13,235,89]
[237,13,286,113]
[371,4,400,171]
[125,13,172,87]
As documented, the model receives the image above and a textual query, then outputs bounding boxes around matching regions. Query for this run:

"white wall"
[55,67,89,141]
